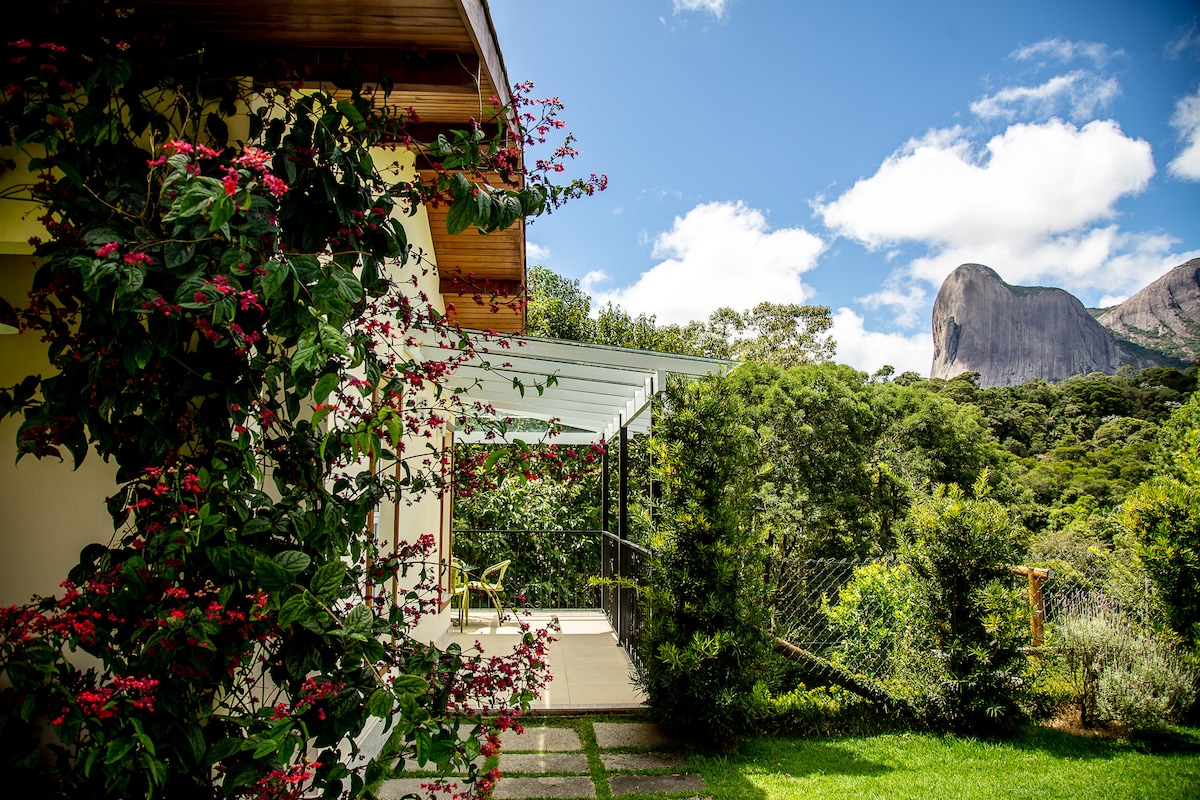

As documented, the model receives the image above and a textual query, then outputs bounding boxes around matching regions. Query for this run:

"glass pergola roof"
[443,334,735,444]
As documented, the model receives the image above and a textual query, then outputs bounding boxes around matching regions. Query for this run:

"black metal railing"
[452,528,650,667]
[453,529,603,610]
[601,531,649,666]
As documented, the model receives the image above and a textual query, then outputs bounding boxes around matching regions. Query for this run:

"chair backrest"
[450,559,468,592]
[480,559,510,587]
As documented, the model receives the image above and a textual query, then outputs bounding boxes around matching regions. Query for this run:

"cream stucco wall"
[0,254,120,606]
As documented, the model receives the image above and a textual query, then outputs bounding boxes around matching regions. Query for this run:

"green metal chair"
[450,559,469,631]
[467,559,510,624]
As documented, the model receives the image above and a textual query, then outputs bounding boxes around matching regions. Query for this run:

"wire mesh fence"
[766,547,1159,690]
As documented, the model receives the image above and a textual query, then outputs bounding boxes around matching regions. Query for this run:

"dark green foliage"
[1120,395,1200,651]
[638,377,769,749]
[901,480,1029,734]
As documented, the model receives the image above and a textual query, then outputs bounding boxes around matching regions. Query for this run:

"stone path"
[377,721,710,799]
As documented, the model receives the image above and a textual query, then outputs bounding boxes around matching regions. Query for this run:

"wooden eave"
[137,0,527,332]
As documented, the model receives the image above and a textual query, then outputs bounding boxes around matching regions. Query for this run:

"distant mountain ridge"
[930,261,1198,388]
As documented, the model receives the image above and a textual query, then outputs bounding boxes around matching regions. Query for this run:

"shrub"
[1096,639,1197,732]
[900,477,1030,734]
[638,377,769,750]
[1054,602,1197,732]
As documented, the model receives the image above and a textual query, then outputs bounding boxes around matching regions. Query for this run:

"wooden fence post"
[1009,565,1054,647]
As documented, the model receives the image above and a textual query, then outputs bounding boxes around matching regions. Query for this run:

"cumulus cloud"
[970,71,1120,123]
[857,281,929,330]
[817,120,1153,249]
[673,0,728,18]
[1168,88,1200,180]
[1011,37,1117,68]
[590,201,824,325]
[525,242,551,264]
[830,308,934,377]
[813,117,1184,306]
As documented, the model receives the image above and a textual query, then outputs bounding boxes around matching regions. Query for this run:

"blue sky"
[489,0,1200,375]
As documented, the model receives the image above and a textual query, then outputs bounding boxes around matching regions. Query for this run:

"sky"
[489,0,1200,376]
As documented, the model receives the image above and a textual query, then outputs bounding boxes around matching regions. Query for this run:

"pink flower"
[262,173,289,197]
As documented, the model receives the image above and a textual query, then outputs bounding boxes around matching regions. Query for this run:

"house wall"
[0,253,121,606]
[0,147,457,643]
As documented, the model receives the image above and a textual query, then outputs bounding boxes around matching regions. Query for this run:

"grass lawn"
[696,727,1200,800]
[378,716,1200,800]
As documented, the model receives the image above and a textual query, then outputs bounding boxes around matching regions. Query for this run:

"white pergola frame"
[440,334,735,444]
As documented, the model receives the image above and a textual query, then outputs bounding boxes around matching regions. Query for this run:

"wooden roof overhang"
[138,0,527,333]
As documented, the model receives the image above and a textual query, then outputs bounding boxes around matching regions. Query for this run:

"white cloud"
[817,119,1153,251]
[1165,22,1200,60]
[857,282,928,329]
[901,230,1191,302]
[673,0,727,19]
[830,308,934,377]
[525,242,551,264]
[1168,88,1200,180]
[814,117,1190,309]
[590,201,824,325]
[970,71,1120,123]
[1011,37,1117,68]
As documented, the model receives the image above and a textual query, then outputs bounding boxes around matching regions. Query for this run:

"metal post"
[618,425,628,542]
[601,445,610,535]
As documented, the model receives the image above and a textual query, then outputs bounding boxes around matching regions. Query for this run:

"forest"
[454,266,1200,743]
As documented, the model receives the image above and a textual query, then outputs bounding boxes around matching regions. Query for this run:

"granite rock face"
[930,264,1164,388]
[1097,258,1200,363]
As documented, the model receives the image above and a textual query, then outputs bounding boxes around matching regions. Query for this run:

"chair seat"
[466,559,510,624]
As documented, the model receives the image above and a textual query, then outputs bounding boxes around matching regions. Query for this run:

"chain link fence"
[766,548,1160,692]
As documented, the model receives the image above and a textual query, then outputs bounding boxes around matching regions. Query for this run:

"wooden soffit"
[137,0,527,333]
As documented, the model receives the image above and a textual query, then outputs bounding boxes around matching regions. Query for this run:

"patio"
[445,609,644,712]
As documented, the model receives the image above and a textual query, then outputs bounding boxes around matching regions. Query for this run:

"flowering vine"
[0,3,602,798]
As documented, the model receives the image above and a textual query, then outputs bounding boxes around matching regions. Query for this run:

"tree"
[524,266,594,341]
[1119,395,1200,651]
[0,6,601,797]
[720,302,835,367]
[901,478,1028,733]
[639,376,768,749]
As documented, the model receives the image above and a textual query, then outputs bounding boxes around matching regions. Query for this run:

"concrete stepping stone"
[499,726,583,752]
[593,722,673,749]
[492,776,597,799]
[599,752,688,771]
[377,776,473,799]
[499,753,590,773]
[608,773,708,795]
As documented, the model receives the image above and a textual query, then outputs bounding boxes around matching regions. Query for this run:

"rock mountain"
[930,260,1199,388]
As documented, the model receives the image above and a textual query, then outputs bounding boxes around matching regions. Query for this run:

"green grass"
[696,727,1200,800]
[374,716,1200,800]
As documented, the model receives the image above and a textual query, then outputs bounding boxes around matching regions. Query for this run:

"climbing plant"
[0,4,602,798]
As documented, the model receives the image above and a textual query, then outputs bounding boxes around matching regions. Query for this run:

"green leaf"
[262,259,290,300]
[277,592,309,628]
[310,560,346,602]
[208,194,236,234]
[105,737,137,765]
[255,556,294,592]
[344,602,372,635]
[205,737,250,765]
[445,193,475,236]
[336,100,367,131]
[313,372,340,406]
[391,674,429,697]
[252,737,280,759]
[275,550,311,576]
[367,688,394,719]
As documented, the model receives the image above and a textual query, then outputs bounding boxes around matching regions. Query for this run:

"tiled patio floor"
[445,609,645,711]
